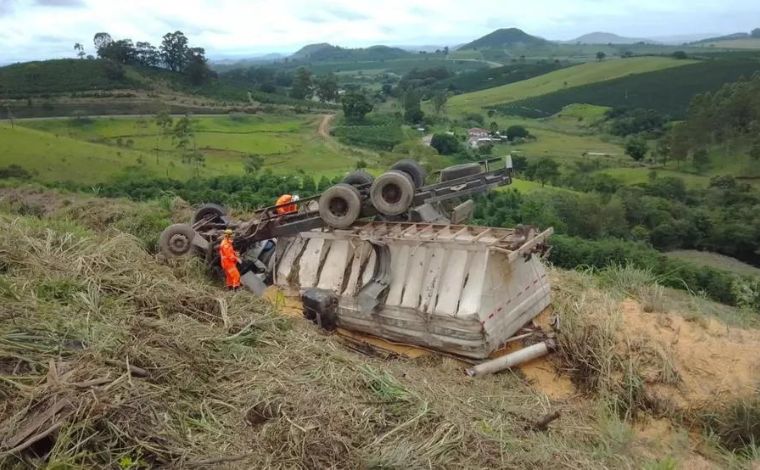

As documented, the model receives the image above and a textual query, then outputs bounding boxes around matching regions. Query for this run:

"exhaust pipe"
[465,339,556,377]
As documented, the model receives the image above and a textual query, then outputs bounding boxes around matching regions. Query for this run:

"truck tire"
[192,203,227,225]
[391,159,426,188]
[319,183,362,229]
[440,163,481,182]
[159,223,196,257]
[370,170,415,216]
[342,170,374,187]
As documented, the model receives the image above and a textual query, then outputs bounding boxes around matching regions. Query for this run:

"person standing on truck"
[275,194,299,215]
[219,229,241,290]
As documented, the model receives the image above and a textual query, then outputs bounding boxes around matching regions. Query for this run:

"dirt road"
[317,114,335,138]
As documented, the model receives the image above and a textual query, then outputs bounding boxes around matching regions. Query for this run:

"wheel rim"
[381,183,402,204]
[329,198,349,217]
[168,233,190,254]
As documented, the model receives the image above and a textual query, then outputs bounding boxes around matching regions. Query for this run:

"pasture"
[6,114,370,183]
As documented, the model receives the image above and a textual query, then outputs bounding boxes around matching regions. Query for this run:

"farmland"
[446,56,694,114]
[493,58,760,118]
[4,114,374,183]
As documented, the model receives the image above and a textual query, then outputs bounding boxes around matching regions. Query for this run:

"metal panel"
[298,238,329,289]
[386,244,410,306]
[342,242,373,297]
[317,240,354,292]
[420,247,446,314]
[400,246,429,309]
[275,237,306,286]
[434,249,470,316]
[457,250,486,317]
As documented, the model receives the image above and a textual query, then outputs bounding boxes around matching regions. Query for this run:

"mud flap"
[241,271,267,296]
[357,244,391,314]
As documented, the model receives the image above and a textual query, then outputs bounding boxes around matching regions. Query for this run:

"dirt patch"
[620,298,760,410]
[317,114,335,138]
[521,359,576,400]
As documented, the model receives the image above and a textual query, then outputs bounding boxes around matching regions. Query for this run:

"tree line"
[76,30,212,84]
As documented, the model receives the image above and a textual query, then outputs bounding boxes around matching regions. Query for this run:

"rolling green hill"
[290,43,411,62]
[0,59,143,98]
[447,56,695,114]
[440,62,567,93]
[458,28,548,50]
[490,58,760,118]
[2,115,370,183]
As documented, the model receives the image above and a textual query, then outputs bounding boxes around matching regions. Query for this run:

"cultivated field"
[447,57,695,114]
[6,114,375,183]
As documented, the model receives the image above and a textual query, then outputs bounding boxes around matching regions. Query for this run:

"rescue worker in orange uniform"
[219,229,241,290]
[275,194,299,215]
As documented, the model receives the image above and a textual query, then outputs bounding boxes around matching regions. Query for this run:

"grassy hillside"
[440,62,567,93]
[447,57,694,114]
[0,59,142,98]
[699,38,760,49]
[0,189,757,468]
[4,114,370,183]
[667,250,760,277]
[492,58,760,118]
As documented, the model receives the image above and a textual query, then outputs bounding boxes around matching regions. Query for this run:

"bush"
[430,133,461,155]
[0,165,32,180]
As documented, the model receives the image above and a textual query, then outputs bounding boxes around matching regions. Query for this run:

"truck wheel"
[370,170,415,216]
[204,243,225,281]
[159,223,196,257]
[192,203,227,225]
[391,159,426,188]
[319,183,362,229]
[342,170,374,187]
[440,163,481,182]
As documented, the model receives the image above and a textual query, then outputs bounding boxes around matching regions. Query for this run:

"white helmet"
[292,194,300,202]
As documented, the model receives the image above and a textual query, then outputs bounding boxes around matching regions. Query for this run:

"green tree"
[341,92,373,123]
[672,50,688,60]
[74,42,85,59]
[596,51,606,61]
[290,67,313,100]
[655,137,670,165]
[506,125,529,141]
[692,148,710,173]
[315,73,339,102]
[489,121,499,134]
[154,111,173,163]
[752,28,760,38]
[624,136,648,161]
[430,133,460,155]
[244,154,264,175]
[185,47,210,84]
[135,41,160,67]
[160,31,189,72]
[172,115,195,164]
[532,158,560,187]
[403,90,424,124]
[93,32,113,55]
[432,91,448,115]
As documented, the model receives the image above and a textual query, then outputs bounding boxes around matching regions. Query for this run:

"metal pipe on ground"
[465,339,556,377]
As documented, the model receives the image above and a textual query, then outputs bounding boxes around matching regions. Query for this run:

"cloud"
[0,0,757,62]
[34,0,84,6]
[0,0,15,16]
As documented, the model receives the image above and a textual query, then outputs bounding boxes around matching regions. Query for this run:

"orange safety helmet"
[275,194,298,215]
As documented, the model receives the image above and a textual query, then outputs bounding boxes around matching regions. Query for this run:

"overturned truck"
[159,157,552,359]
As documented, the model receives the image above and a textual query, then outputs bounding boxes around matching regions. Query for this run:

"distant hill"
[290,43,411,62]
[692,33,750,44]
[569,32,654,45]
[458,28,548,50]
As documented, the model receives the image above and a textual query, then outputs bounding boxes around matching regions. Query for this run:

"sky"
[0,0,759,63]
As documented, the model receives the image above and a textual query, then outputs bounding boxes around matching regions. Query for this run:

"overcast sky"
[0,0,758,63]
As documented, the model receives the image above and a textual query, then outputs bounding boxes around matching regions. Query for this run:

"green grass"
[597,167,710,188]
[493,58,760,119]
[447,57,694,114]
[666,250,760,278]
[0,123,190,183]
[696,38,760,50]
[8,114,373,183]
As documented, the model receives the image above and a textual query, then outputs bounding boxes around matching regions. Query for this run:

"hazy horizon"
[0,0,758,63]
